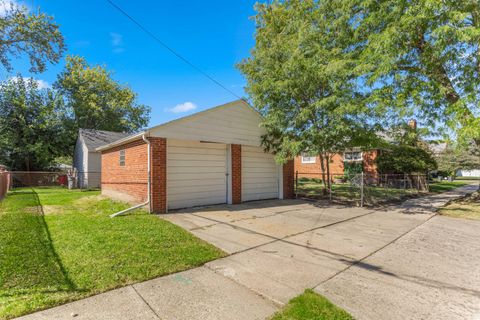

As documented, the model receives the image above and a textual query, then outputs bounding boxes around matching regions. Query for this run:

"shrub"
[344,162,363,181]
[376,145,437,173]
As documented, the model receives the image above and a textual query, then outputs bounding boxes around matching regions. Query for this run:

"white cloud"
[0,1,27,16]
[110,32,125,53]
[8,76,50,89]
[110,32,123,46]
[167,102,197,114]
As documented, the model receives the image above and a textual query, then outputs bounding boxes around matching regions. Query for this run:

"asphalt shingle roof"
[79,129,131,151]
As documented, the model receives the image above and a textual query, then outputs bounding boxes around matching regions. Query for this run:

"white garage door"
[167,139,227,210]
[242,145,279,202]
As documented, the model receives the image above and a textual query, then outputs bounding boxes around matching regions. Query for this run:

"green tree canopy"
[376,145,437,174]
[0,76,66,170]
[317,0,479,145]
[0,1,65,73]
[55,56,150,135]
[238,0,378,160]
[436,141,480,177]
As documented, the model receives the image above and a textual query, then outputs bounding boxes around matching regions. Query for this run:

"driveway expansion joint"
[130,284,162,319]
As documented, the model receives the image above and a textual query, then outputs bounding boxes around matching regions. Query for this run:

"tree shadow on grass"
[0,189,83,299]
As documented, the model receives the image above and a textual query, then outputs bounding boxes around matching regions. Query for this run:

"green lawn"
[439,192,480,220]
[296,179,418,204]
[297,179,470,204]
[428,181,469,193]
[271,289,353,320]
[0,187,225,319]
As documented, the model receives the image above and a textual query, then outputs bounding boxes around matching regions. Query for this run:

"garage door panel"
[168,188,227,200]
[168,179,226,189]
[167,139,227,210]
[242,173,278,179]
[167,146,226,155]
[242,146,279,202]
[168,160,226,168]
[168,153,226,162]
[169,196,226,210]
[168,166,227,174]
[167,173,226,181]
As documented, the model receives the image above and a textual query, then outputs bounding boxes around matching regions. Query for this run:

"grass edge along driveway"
[271,289,353,320]
[0,187,225,319]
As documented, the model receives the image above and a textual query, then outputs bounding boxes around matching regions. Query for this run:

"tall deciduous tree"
[238,1,378,192]
[318,0,480,146]
[0,76,66,170]
[55,56,150,147]
[0,1,65,73]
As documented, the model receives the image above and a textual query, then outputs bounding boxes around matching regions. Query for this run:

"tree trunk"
[319,153,328,195]
[325,153,331,193]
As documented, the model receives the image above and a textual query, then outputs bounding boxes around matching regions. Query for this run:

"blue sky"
[7,0,260,126]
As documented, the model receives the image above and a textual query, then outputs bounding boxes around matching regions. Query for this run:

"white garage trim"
[167,139,227,210]
[242,145,280,202]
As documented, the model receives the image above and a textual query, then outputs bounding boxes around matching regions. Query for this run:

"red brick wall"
[363,150,378,176]
[101,139,148,203]
[294,154,345,178]
[283,160,295,199]
[294,151,380,178]
[150,138,166,213]
[101,138,167,213]
[231,144,241,204]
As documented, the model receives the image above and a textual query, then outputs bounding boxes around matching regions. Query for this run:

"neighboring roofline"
[95,131,147,152]
[95,100,262,152]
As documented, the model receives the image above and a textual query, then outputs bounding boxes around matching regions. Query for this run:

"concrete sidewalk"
[17,184,479,320]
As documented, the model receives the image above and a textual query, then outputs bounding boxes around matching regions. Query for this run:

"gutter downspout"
[110,134,151,218]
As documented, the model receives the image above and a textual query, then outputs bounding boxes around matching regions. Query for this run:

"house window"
[301,156,316,164]
[344,151,362,162]
[119,150,125,166]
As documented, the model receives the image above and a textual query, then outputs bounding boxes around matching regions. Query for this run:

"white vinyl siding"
[150,101,265,147]
[167,139,227,210]
[242,146,279,202]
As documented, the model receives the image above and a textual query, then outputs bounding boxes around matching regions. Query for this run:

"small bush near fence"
[295,172,428,206]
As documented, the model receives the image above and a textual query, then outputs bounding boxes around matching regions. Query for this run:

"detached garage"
[97,100,294,213]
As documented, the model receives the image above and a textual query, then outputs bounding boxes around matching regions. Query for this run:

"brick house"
[294,149,380,179]
[294,119,418,178]
[96,100,295,213]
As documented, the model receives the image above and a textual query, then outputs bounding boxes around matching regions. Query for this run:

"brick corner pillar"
[283,160,295,199]
[231,144,242,204]
[149,137,167,213]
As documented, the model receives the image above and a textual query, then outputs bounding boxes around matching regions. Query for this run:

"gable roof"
[79,129,130,151]
[96,100,264,151]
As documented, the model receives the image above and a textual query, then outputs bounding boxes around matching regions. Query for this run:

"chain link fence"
[295,171,428,206]
[0,171,102,201]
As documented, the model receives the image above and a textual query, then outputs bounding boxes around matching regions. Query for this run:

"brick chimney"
[408,119,417,130]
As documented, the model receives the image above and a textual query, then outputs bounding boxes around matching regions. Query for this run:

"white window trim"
[344,151,363,162]
[301,156,316,164]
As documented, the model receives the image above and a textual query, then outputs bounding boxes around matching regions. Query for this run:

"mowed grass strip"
[0,187,225,319]
[428,181,469,193]
[439,192,480,220]
[271,289,353,320]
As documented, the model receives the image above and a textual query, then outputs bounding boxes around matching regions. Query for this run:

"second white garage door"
[242,145,279,202]
[167,139,227,210]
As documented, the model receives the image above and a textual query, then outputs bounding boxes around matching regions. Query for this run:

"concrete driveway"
[162,184,480,319]
[18,184,480,320]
